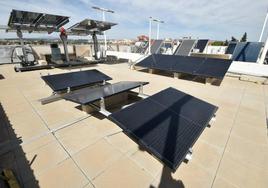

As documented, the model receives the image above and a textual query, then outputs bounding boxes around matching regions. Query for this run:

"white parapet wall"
[106,50,145,62]
[228,61,268,77]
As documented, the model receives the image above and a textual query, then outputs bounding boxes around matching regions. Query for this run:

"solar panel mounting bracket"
[184,148,193,162]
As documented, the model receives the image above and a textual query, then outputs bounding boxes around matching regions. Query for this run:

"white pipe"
[258,35,268,64]
[102,11,107,51]
[259,11,268,42]
[157,23,160,40]
[148,17,152,54]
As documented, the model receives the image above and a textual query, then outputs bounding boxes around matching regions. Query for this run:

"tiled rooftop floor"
[0,63,267,188]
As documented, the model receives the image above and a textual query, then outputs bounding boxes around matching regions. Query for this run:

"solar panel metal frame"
[41,69,112,92]
[63,81,149,105]
[67,19,117,36]
[109,87,218,170]
[6,9,69,34]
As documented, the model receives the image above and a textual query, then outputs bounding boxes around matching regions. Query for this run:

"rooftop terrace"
[0,62,268,188]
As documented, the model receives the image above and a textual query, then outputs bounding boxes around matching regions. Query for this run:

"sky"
[0,0,267,41]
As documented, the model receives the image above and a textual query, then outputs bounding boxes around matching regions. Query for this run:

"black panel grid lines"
[63,81,149,105]
[41,69,112,92]
[136,54,232,80]
[109,87,218,170]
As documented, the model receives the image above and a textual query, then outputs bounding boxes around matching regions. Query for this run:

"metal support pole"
[17,29,28,66]
[258,35,268,64]
[92,32,99,60]
[157,23,160,40]
[148,17,152,55]
[103,11,107,51]
[259,11,268,42]
[60,35,69,62]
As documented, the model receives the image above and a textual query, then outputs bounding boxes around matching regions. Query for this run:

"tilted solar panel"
[136,54,232,80]
[150,40,164,54]
[195,39,209,53]
[109,87,218,170]
[232,42,263,62]
[42,69,112,92]
[225,42,237,54]
[63,81,148,105]
[174,39,196,56]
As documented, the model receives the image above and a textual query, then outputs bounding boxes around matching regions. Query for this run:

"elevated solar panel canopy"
[6,9,69,34]
[67,19,117,36]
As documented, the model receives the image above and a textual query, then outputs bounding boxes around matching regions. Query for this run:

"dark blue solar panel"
[109,87,218,170]
[232,42,263,62]
[136,54,232,80]
[195,39,209,53]
[151,40,163,54]
[42,69,112,91]
[225,42,237,54]
[195,58,232,79]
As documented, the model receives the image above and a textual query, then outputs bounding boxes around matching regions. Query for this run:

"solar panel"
[195,58,232,79]
[174,39,196,56]
[63,81,149,105]
[136,54,232,80]
[150,40,164,54]
[67,19,117,36]
[109,87,218,170]
[42,69,112,92]
[195,39,209,53]
[232,42,263,62]
[6,9,69,34]
[225,42,237,54]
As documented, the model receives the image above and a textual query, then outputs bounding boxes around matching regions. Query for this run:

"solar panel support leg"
[174,72,182,79]
[40,93,63,105]
[138,85,149,99]
[99,97,111,116]
[208,114,216,126]
[205,78,215,84]
[149,69,155,74]
[185,148,193,162]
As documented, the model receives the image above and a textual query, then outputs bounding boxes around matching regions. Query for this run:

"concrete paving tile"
[191,140,223,173]
[73,139,123,179]
[130,149,164,178]
[231,121,268,145]
[106,132,138,153]
[16,140,68,182]
[82,116,122,135]
[55,121,104,155]
[199,118,232,149]
[225,134,268,169]
[36,158,89,188]
[155,162,214,188]
[212,176,239,188]
[216,154,268,188]
[93,156,154,188]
